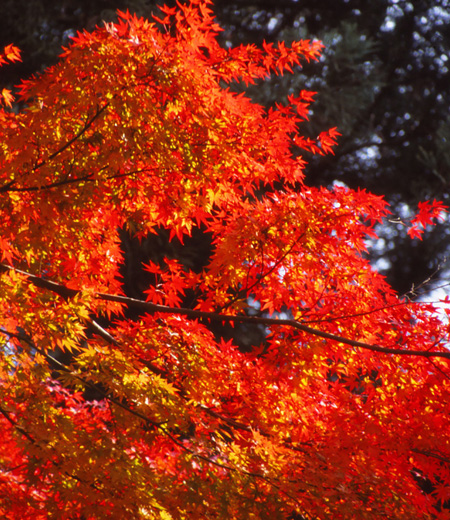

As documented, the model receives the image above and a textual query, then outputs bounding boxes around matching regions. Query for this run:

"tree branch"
[0,103,109,193]
[3,172,95,192]
[99,291,450,359]
[34,103,109,171]
[1,263,449,360]
[0,405,36,445]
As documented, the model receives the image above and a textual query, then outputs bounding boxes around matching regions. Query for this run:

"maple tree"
[1,1,450,518]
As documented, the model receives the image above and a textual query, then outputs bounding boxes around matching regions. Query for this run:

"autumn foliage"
[1,1,450,518]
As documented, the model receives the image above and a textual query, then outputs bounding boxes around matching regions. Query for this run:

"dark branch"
[33,103,109,170]
[3,173,95,192]
[0,103,109,193]
[2,263,449,360]
[98,292,450,360]
[0,405,36,445]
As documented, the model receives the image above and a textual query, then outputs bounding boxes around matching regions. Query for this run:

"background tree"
[1,2,450,518]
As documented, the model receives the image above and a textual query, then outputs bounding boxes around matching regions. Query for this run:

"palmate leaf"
[407,199,448,240]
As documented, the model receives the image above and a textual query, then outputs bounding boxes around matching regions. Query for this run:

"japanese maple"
[1,2,450,519]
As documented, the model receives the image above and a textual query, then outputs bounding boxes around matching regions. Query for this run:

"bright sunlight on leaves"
[0,2,449,519]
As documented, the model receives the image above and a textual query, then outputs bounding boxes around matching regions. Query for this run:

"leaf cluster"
[1,2,450,519]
